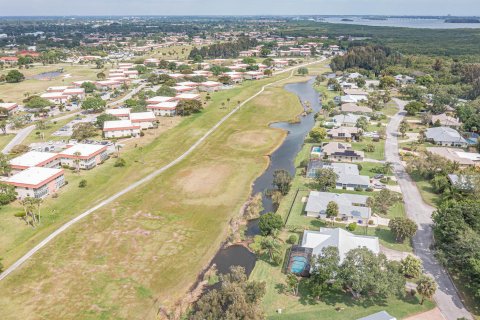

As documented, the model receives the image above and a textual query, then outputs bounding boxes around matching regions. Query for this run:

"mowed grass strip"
[0,67,322,319]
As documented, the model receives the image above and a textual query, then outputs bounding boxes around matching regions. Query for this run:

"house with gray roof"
[306,160,370,190]
[302,227,379,262]
[425,127,468,148]
[305,191,371,222]
[333,113,370,127]
[357,311,396,320]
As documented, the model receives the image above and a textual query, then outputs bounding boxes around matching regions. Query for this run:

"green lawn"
[409,172,440,207]
[351,138,385,161]
[22,117,79,145]
[0,62,330,319]
[250,257,434,320]
[359,162,384,178]
[0,133,15,150]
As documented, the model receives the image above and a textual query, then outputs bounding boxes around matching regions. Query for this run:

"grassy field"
[351,138,385,161]
[0,62,328,319]
[250,257,434,320]
[0,133,15,150]
[0,64,109,102]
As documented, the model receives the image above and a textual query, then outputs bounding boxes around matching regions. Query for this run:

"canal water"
[210,77,322,275]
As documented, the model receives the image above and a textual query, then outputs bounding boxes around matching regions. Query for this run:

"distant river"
[321,17,480,29]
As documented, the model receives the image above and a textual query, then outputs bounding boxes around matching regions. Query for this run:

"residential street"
[386,98,472,320]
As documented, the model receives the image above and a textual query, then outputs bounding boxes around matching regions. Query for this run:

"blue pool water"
[312,147,322,153]
[290,256,308,273]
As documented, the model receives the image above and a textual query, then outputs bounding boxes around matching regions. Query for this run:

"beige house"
[321,142,364,162]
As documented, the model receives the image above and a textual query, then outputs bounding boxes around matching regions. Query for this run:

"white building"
[129,111,157,129]
[105,108,131,120]
[103,120,141,138]
[9,151,60,174]
[147,101,178,116]
[6,167,65,199]
[58,144,108,170]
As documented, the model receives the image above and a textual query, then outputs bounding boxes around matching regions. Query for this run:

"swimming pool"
[290,256,308,274]
[312,146,322,153]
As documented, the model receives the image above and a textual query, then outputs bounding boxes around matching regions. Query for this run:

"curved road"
[0,58,325,281]
[386,98,471,320]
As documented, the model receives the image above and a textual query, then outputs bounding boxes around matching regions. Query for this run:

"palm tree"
[73,151,81,173]
[416,275,437,305]
[383,162,394,175]
[260,236,282,264]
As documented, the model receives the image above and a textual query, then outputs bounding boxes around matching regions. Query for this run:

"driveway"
[386,98,471,320]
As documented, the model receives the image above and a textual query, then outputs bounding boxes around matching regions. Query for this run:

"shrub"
[78,179,87,188]
[140,131,145,137]
[368,219,374,225]
[357,164,363,171]
[347,222,357,231]
[287,234,298,244]
[354,186,363,192]
[114,158,126,167]
[52,193,59,198]
[365,187,374,192]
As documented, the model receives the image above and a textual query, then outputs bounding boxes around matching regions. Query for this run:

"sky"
[1,0,479,16]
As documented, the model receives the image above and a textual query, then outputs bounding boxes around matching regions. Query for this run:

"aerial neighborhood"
[0,14,479,320]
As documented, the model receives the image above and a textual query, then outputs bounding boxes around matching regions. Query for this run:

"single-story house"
[306,160,370,190]
[426,147,480,167]
[105,108,131,120]
[305,191,371,222]
[430,113,461,128]
[172,85,197,94]
[357,311,396,320]
[395,74,415,85]
[62,88,85,100]
[103,120,141,138]
[425,127,468,148]
[9,151,60,174]
[6,167,65,199]
[343,89,368,101]
[302,227,379,262]
[244,71,264,80]
[147,101,178,116]
[95,80,123,91]
[146,96,176,104]
[59,144,108,170]
[327,126,361,140]
[333,113,370,127]
[47,86,72,93]
[0,102,19,114]
[40,92,67,104]
[198,81,222,92]
[341,103,372,114]
[175,93,201,101]
[447,174,476,191]
[129,111,156,129]
[321,142,364,162]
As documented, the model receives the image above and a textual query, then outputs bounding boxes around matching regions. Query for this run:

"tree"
[81,81,96,93]
[25,96,51,109]
[297,67,309,76]
[416,275,437,305]
[177,99,203,116]
[0,182,17,205]
[315,168,338,191]
[156,85,176,97]
[73,151,81,172]
[258,212,283,236]
[401,255,423,278]
[191,266,266,320]
[339,247,405,299]
[364,144,375,153]
[0,120,6,135]
[371,189,402,215]
[0,154,12,176]
[326,201,339,225]
[399,120,409,138]
[355,117,368,131]
[382,161,394,175]
[389,217,418,242]
[18,197,42,227]
[260,236,282,264]
[286,273,300,296]
[78,179,87,188]
[308,246,340,300]
[71,122,98,140]
[404,101,424,116]
[96,72,106,80]
[5,70,25,83]
[95,113,119,128]
[272,169,292,195]
[218,75,232,84]
[309,127,327,142]
[380,75,396,88]
[244,193,263,220]
[264,69,273,77]
[81,97,106,113]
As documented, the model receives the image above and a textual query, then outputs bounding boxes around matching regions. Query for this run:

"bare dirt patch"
[175,164,231,196]
[228,129,274,150]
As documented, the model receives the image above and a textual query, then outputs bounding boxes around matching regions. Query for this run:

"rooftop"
[7,167,64,188]
[60,143,106,157]
[9,151,58,169]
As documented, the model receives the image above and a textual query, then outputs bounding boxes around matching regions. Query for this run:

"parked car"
[374,174,385,179]
[374,183,386,189]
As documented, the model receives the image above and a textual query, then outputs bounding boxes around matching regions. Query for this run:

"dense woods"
[188,37,257,59]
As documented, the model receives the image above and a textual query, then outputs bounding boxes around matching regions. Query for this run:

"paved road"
[0,58,325,281]
[386,98,471,320]
[107,83,147,107]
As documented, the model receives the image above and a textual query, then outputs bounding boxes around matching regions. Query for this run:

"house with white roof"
[95,80,123,91]
[172,85,197,94]
[129,111,156,129]
[175,93,201,101]
[103,120,141,138]
[357,311,396,320]
[147,101,178,116]
[327,126,361,140]
[63,88,85,100]
[9,151,60,174]
[306,160,370,190]
[198,81,222,92]
[343,89,368,101]
[430,113,461,128]
[0,102,19,114]
[341,103,372,114]
[59,144,108,170]
[320,142,364,162]
[305,191,371,222]
[333,114,370,127]
[40,92,67,104]
[425,127,468,148]
[6,167,65,199]
[244,71,264,80]
[301,227,379,262]
[146,96,176,104]
[105,108,131,120]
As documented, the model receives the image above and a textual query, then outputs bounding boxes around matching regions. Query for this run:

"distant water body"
[321,17,480,29]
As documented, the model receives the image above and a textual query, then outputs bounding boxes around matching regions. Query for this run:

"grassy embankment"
[0,62,324,319]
